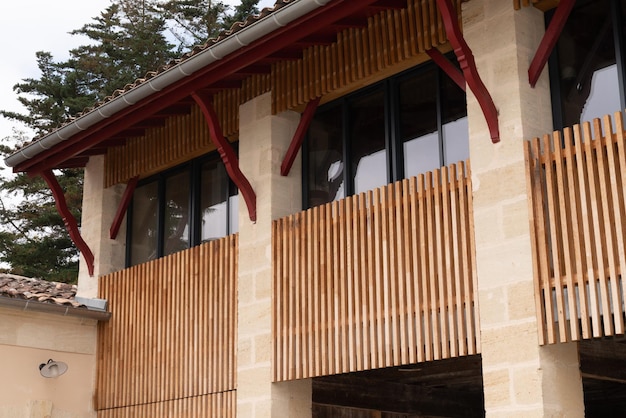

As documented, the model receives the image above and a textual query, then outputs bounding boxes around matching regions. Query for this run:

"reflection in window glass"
[306,105,345,207]
[441,74,470,165]
[128,152,239,266]
[351,89,386,194]
[553,0,619,128]
[228,194,238,235]
[130,182,158,266]
[580,65,621,123]
[201,160,229,242]
[164,171,190,256]
[400,68,439,178]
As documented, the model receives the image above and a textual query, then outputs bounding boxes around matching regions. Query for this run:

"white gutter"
[5,0,333,169]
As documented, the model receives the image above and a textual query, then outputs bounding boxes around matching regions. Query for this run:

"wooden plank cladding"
[97,391,236,418]
[272,161,479,382]
[95,235,238,413]
[525,112,626,345]
[104,74,270,188]
[271,0,462,115]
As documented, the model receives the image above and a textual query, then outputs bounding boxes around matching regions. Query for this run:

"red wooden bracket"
[109,176,139,239]
[426,48,466,92]
[41,170,95,276]
[191,91,257,222]
[281,97,321,176]
[435,0,500,143]
[528,0,574,87]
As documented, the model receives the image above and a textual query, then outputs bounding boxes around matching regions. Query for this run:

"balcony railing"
[526,112,626,344]
[272,161,479,382]
[95,236,238,418]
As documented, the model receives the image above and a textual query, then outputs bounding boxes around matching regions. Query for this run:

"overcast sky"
[0,0,275,153]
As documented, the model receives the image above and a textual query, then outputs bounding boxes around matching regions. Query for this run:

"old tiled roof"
[0,274,82,308]
[33,1,286,143]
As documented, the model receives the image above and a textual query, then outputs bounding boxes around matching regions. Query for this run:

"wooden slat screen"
[97,391,235,418]
[525,112,626,345]
[271,0,462,114]
[273,161,479,382]
[96,235,238,416]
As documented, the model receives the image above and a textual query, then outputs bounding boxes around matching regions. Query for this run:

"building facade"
[5,0,626,416]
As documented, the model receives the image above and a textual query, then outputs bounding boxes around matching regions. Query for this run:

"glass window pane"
[306,104,345,207]
[350,88,387,194]
[400,68,440,177]
[164,171,190,256]
[555,0,619,127]
[201,160,229,242]
[441,73,469,165]
[130,182,158,266]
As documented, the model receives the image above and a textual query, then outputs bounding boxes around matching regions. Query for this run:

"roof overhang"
[5,0,408,174]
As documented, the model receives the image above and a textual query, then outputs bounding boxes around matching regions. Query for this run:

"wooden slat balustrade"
[96,235,238,417]
[525,111,626,345]
[272,161,479,382]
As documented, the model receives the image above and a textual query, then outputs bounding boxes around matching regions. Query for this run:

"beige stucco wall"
[0,307,98,418]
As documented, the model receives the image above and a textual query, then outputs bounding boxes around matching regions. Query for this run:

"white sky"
[0,0,275,150]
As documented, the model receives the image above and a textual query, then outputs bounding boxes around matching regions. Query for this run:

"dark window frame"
[302,56,468,209]
[126,148,238,267]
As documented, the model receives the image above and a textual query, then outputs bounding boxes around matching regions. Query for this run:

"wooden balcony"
[95,236,238,418]
[526,112,626,344]
[272,161,480,382]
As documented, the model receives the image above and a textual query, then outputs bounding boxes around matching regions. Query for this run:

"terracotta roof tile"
[0,274,82,308]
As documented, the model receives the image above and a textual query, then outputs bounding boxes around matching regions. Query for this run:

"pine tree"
[0,0,261,282]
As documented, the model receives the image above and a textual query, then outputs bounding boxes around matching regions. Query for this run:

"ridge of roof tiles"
[29,1,286,145]
[0,273,82,308]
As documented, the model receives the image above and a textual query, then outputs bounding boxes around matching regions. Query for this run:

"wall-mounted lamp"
[39,359,68,378]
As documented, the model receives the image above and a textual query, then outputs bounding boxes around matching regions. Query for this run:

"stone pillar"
[462,2,585,417]
[237,92,312,417]
[77,155,126,297]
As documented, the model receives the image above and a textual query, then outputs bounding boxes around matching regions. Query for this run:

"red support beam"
[191,91,257,222]
[40,170,95,276]
[109,176,139,239]
[281,97,321,176]
[426,48,466,92]
[528,0,574,87]
[435,0,500,143]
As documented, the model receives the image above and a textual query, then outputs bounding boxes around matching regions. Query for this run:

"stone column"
[77,155,126,297]
[462,1,584,416]
[237,92,312,417]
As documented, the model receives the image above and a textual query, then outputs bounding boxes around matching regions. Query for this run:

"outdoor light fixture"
[39,359,68,378]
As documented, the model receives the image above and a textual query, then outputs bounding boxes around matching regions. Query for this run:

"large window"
[304,60,469,208]
[549,0,626,129]
[127,151,238,266]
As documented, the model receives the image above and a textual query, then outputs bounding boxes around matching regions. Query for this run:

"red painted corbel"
[281,97,321,176]
[109,176,139,239]
[191,91,257,222]
[528,0,574,87]
[426,48,466,92]
[435,0,500,143]
[41,170,95,276]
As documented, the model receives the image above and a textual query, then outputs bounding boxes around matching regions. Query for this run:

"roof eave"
[4,0,333,170]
